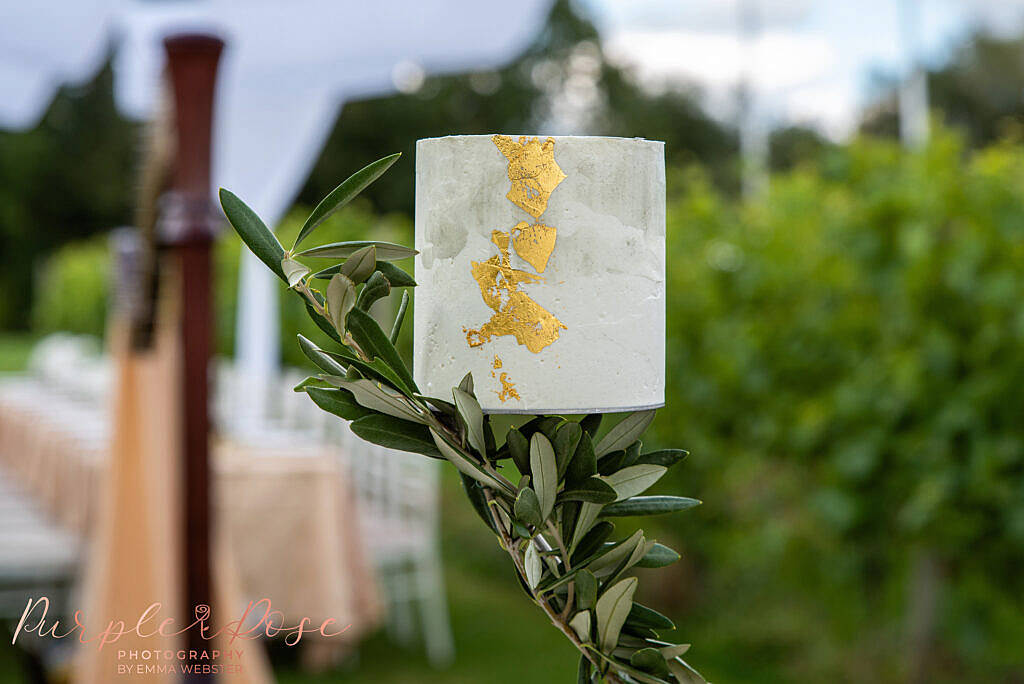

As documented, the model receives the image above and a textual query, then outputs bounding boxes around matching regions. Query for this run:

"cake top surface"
[416,134,664,147]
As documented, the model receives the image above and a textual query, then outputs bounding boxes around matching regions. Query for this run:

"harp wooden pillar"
[160,33,223,682]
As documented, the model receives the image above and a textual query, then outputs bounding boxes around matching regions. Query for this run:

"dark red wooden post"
[160,33,223,682]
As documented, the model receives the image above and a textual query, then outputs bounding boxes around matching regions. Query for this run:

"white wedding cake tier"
[413,134,665,414]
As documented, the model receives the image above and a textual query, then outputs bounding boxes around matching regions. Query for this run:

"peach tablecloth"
[0,389,380,630]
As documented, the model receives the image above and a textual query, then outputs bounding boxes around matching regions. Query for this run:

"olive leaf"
[340,244,377,284]
[517,416,561,442]
[219,188,286,281]
[524,542,543,589]
[621,441,642,469]
[313,260,416,287]
[601,496,702,517]
[606,537,656,588]
[345,307,417,393]
[417,393,456,416]
[305,386,373,421]
[461,474,498,533]
[577,656,592,684]
[630,648,670,678]
[453,387,486,455]
[514,487,543,528]
[570,501,604,551]
[356,270,391,310]
[597,449,627,476]
[507,428,530,475]
[586,647,673,684]
[297,334,348,375]
[602,464,667,501]
[390,290,410,345]
[559,477,618,504]
[326,273,356,332]
[292,376,328,392]
[660,643,690,659]
[668,658,707,684]
[634,449,688,468]
[301,334,410,394]
[637,543,681,569]
[627,602,676,631]
[579,413,602,438]
[328,377,425,424]
[458,371,474,396]
[570,610,591,642]
[575,569,597,611]
[587,529,643,577]
[596,576,638,652]
[571,521,615,565]
[565,431,597,485]
[298,240,417,261]
[430,428,512,495]
[350,414,443,459]
[553,421,583,479]
[530,433,558,522]
[292,152,401,250]
[594,410,656,457]
[281,257,310,288]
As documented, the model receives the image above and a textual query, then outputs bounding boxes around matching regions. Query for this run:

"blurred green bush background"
[651,130,1024,682]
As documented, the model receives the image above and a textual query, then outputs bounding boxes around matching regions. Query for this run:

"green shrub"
[655,129,1024,681]
[31,236,109,337]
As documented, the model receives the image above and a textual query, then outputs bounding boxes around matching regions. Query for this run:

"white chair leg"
[417,551,455,667]
[388,567,417,646]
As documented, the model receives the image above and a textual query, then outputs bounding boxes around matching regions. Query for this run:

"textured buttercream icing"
[413,134,665,414]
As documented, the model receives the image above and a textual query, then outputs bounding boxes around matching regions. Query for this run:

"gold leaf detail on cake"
[465,229,566,353]
[489,356,520,402]
[511,221,557,273]
[492,135,566,218]
[496,372,521,403]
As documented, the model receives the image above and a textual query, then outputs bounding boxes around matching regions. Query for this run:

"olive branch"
[219,152,707,684]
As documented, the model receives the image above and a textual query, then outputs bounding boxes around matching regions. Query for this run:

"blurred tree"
[769,124,834,171]
[0,59,137,329]
[861,30,1024,146]
[299,0,737,214]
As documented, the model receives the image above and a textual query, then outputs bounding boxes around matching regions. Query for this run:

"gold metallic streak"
[496,372,521,403]
[465,229,566,353]
[492,135,566,218]
[511,221,556,273]
[488,356,520,403]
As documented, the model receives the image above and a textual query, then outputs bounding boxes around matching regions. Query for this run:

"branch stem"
[482,488,618,682]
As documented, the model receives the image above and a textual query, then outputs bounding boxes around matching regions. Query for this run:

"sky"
[585,0,1024,139]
